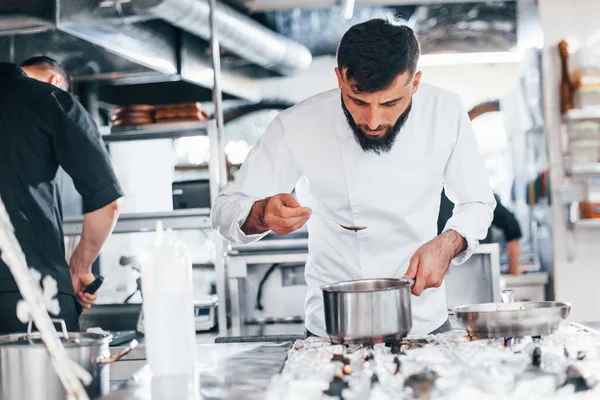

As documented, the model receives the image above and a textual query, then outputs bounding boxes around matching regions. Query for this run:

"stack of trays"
[110,104,155,127]
[155,102,210,123]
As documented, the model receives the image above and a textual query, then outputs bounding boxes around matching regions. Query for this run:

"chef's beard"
[341,96,412,155]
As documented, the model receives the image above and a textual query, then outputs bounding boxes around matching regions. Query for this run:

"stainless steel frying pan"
[453,301,571,338]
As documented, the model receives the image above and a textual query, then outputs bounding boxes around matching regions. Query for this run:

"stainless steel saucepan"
[321,278,413,344]
[0,319,138,400]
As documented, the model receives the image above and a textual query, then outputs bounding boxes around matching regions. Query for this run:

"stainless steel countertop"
[102,318,600,399]
[500,271,549,286]
[101,342,292,400]
[115,326,301,362]
[105,318,460,397]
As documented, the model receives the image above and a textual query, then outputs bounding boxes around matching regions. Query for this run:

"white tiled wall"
[540,0,600,321]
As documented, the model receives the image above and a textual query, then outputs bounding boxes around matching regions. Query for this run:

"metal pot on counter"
[321,278,413,344]
[0,319,137,400]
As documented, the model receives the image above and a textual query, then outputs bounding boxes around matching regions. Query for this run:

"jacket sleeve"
[442,101,497,265]
[211,115,302,244]
[52,90,123,213]
[492,194,522,242]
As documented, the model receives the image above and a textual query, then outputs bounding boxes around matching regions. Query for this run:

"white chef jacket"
[211,84,496,336]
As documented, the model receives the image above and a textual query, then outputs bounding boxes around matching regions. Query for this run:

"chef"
[212,19,496,336]
[0,56,123,334]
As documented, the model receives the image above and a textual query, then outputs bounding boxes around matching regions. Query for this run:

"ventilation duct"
[64,0,312,76]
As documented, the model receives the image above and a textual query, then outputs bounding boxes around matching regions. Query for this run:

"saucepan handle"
[27,318,69,340]
[501,289,515,304]
[96,339,139,365]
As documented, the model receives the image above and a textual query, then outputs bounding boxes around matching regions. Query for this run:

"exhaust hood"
[0,0,315,103]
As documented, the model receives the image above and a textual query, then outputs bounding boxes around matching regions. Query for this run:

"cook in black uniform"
[0,56,123,333]
[438,189,522,274]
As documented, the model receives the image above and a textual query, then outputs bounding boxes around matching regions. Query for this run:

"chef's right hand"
[263,194,312,235]
[242,193,311,236]
[71,271,97,310]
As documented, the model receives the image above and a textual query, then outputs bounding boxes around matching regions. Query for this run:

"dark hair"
[20,56,72,93]
[337,19,420,93]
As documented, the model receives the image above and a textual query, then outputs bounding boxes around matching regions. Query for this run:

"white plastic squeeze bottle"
[139,221,197,377]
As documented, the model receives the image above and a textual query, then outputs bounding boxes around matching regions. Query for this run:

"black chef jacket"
[437,189,522,243]
[0,63,123,295]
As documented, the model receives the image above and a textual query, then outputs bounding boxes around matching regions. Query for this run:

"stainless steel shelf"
[230,238,309,254]
[99,120,212,142]
[563,109,600,122]
[566,163,600,175]
[558,184,584,204]
[63,208,211,235]
[572,219,600,228]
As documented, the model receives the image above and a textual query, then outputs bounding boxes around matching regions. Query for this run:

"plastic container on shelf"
[138,221,197,377]
[586,177,600,203]
[572,41,600,109]
[569,120,600,141]
[570,140,600,164]
[580,201,600,219]
[574,90,600,110]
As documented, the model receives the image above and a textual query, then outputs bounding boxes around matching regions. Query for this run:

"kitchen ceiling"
[228,0,516,9]
[0,0,312,105]
[241,1,517,56]
[0,0,518,106]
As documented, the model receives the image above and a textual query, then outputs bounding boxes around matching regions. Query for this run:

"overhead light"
[418,51,523,67]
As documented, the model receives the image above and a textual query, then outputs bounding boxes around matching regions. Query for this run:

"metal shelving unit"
[565,162,600,176]
[63,120,218,236]
[562,108,600,122]
[565,201,600,262]
[558,110,600,260]
[561,112,600,177]
[100,120,213,142]
[64,0,231,336]
[572,219,600,228]
[63,208,211,235]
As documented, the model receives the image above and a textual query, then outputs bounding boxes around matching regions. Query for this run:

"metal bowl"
[321,278,413,344]
[453,301,571,338]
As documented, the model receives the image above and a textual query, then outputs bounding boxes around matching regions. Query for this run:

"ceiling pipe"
[99,0,313,76]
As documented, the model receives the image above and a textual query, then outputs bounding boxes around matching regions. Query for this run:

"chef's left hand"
[402,230,467,296]
[71,271,97,309]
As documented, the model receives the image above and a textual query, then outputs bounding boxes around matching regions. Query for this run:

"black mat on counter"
[215,334,305,343]
[79,304,141,332]
[109,330,139,346]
